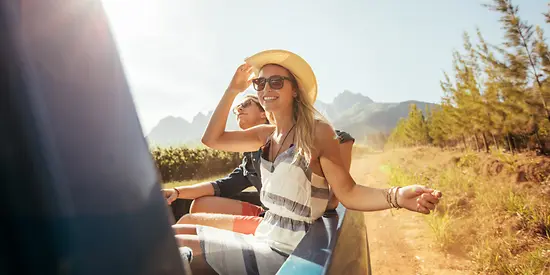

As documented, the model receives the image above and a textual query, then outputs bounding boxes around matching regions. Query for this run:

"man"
[163,94,355,234]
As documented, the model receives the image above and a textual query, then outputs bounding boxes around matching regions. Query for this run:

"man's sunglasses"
[252,75,295,92]
[233,99,255,114]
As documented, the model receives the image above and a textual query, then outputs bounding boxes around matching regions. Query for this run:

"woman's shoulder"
[314,120,337,143]
[313,121,355,144]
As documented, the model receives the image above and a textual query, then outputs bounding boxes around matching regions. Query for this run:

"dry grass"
[386,148,550,274]
[352,144,378,156]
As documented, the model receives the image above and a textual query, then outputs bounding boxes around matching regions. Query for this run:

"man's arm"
[173,182,215,199]
[162,166,245,204]
[163,180,215,205]
[171,165,252,199]
[210,166,253,198]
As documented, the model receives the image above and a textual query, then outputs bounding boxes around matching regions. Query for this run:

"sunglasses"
[252,75,295,92]
[232,99,255,114]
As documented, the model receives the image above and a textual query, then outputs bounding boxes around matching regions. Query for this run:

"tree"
[544,3,550,24]
[486,0,549,122]
[387,104,431,147]
[385,0,550,154]
[404,104,432,146]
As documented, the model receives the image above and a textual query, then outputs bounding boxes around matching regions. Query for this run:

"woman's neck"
[271,109,295,138]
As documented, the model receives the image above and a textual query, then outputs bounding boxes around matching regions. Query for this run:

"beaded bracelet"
[386,187,396,208]
[386,186,402,209]
[393,186,402,209]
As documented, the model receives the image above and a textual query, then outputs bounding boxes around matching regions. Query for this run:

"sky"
[100,0,549,135]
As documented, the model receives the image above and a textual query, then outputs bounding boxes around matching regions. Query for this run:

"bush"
[150,147,242,183]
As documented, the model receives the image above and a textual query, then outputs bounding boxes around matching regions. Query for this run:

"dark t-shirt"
[210,130,355,198]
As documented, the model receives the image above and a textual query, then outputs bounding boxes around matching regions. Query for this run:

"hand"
[163,188,178,205]
[227,63,254,94]
[396,185,442,214]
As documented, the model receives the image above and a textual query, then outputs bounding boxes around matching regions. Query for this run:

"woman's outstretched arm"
[316,122,441,213]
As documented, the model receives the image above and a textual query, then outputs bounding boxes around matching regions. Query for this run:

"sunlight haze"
[100,0,549,135]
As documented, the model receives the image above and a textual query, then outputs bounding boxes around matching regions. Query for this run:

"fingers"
[417,196,436,211]
[163,190,176,205]
[414,185,442,199]
[421,192,440,205]
[169,193,178,205]
[412,185,433,194]
[237,63,254,84]
[417,192,439,213]
[238,63,252,73]
[402,185,443,215]
[416,204,431,214]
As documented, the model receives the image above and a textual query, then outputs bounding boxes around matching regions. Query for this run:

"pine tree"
[486,0,549,122]
[386,0,550,153]
[387,118,407,147]
[545,3,550,24]
[457,32,491,151]
[477,29,506,150]
[533,26,550,148]
[441,56,475,151]
[404,104,431,146]
[427,106,450,148]
[387,104,431,147]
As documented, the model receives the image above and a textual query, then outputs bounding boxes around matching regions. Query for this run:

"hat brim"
[245,49,317,103]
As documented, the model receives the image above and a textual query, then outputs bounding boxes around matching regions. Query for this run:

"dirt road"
[350,153,472,275]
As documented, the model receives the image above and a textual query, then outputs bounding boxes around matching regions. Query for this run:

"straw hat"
[245,49,318,103]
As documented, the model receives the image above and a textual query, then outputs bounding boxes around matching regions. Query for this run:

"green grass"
[424,210,457,251]
[516,245,550,274]
[503,191,533,217]
[533,210,550,239]
[386,165,418,187]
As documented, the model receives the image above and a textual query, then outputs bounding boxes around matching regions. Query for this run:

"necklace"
[270,124,296,173]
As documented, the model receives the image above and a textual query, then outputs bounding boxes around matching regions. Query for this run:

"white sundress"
[196,144,330,275]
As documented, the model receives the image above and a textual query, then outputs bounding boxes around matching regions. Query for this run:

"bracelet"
[394,186,402,209]
[385,187,402,209]
[173,187,180,198]
[386,187,396,208]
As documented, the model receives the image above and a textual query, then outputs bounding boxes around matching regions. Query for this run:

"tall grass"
[386,152,550,274]
[424,210,457,251]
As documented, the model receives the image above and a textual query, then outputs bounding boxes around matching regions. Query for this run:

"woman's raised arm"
[201,63,273,152]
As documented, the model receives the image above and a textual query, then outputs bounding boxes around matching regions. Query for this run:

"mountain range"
[145,90,437,147]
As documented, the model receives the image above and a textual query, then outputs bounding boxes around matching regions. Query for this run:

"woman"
[168,94,355,236]
[177,49,443,275]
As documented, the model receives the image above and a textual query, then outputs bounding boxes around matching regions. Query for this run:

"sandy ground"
[350,151,473,275]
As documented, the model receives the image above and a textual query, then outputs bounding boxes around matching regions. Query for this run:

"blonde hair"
[264,66,331,166]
